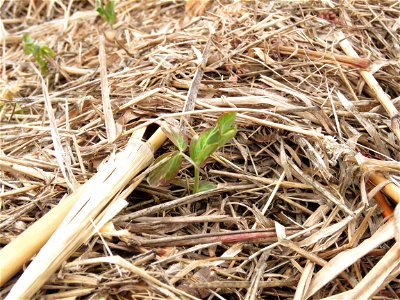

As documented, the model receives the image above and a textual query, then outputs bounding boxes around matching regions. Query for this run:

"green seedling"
[148,112,237,194]
[96,0,116,27]
[22,33,54,75]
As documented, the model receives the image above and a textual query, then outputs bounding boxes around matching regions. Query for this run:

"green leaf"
[193,143,219,167]
[216,112,237,147]
[22,32,33,44]
[201,127,221,146]
[36,55,47,68]
[41,46,55,58]
[195,127,219,149]
[162,125,187,152]
[189,135,199,163]
[96,0,116,26]
[189,132,217,167]
[22,33,54,74]
[198,181,217,192]
[22,33,35,54]
[218,128,237,146]
[216,112,237,135]
[105,0,116,24]
[96,7,105,15]
[147,152,182,187]
[189,113,237,167]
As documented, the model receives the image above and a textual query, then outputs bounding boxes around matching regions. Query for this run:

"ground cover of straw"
[1,0,400,299]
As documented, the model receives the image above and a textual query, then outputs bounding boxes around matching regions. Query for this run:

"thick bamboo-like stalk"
[3,128,166,299]
[369,172,400,203]
[372,190,393,218]
[0,184,86,286]
[0,128,166,291]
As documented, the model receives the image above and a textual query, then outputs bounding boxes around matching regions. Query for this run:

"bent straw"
[277,45,370,69]
[372,190,393,218]
[336,31,400,141]
[0,128,166,290]
[369,172,400,204]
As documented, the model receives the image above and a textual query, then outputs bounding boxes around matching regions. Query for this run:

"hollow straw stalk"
[0,128,166,296]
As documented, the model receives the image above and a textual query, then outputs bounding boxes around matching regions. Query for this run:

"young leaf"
[96,0,116,26]
[14,103,26,115]
[40,46,55,58]
[22,33,35,54]
[216,112,237,146]
[198,181,217,192]
[162,125,187,152]
[22,33,54,74]
[189,113,237,167]
[189,135,199,164]
[218,128,237,147]
[189,127,220,167]
[105,0,116,25]
[216,112,237,135]
[96,0,105,14]
[147,152,182,187]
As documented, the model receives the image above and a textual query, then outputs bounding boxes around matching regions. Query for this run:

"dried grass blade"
[0,128,166,290]
[368,171,400,203]
[0,158,65,186]
[277,45,370,68]
[306,220,395,298]
[98,34,117,143]
[337,91,388,156]
[336,31,400,141]
[0,184,86,286]
[0,184,41,198]
[180,35,212,127]
[322,243,400,300]
[36,68,78,190]
[294,261,314,300]
[245,251,269,300]
[65,255,199,299]
[298,214,356,247]
[288,159,354,215]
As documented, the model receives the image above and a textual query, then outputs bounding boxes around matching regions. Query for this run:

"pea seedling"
[148,112,237,194]
[96,0,116,27]
[22,33,55,75]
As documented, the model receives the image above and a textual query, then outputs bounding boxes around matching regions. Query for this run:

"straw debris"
[1,0,400,299]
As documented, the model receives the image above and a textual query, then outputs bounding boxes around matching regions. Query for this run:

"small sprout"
[190,112,237,193]
[147,112,237,194]
[190,112,237,168]
[22,33,54,74]
[189,127,220,167]
[96,0,116,27]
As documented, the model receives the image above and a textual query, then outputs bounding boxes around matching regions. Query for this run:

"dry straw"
[1,0,400,299]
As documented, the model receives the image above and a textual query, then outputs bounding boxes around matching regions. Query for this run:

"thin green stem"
[193,166,200,194]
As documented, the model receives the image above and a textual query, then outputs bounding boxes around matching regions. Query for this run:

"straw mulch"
[1,0,400,299]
